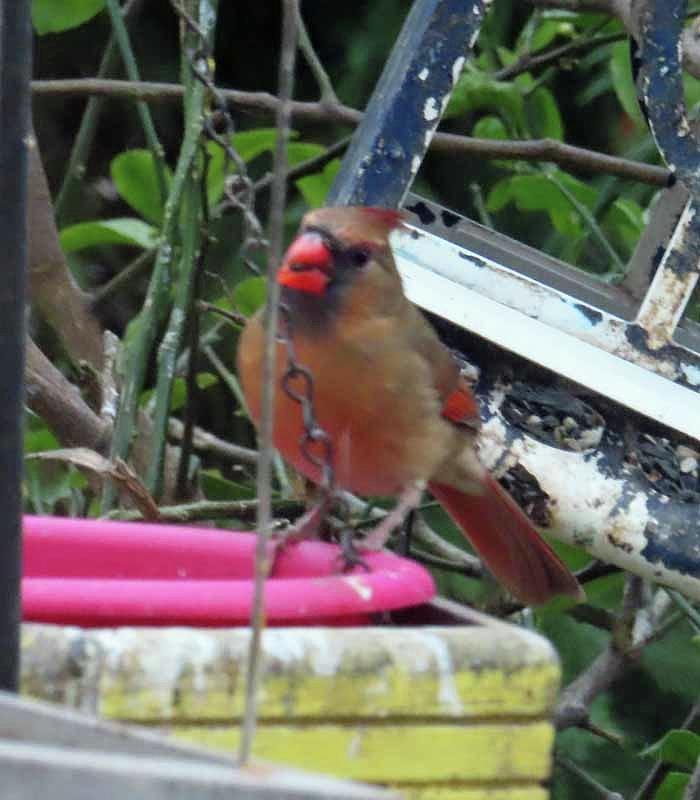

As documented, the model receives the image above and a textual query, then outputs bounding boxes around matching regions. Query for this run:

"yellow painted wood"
[171,721,554,783]
[20,626,559,722]
[21,620,560,798]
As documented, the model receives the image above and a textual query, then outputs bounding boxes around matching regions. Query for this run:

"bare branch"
[25,337,108,452]
[168,417,259,465]
[27,137,104,371]
[107,497,304,523]
[294,1,338,103]
[239,0,298,768]
[31,79,671,186]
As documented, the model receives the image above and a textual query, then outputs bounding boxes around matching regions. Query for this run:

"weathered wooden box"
[21,609,559,798]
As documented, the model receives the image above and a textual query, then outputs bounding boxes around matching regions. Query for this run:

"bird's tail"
[428,475,584,605]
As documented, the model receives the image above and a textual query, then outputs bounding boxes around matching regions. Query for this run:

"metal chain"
[277,303,335,495]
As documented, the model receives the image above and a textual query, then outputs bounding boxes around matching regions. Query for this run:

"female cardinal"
[237,206,583,605]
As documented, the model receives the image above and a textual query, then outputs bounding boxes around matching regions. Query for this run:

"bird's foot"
[361,481,426,551]
[337,528,371,573]
[271,494,331,547]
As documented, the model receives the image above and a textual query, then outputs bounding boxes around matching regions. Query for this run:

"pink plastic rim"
[22,515,435,627]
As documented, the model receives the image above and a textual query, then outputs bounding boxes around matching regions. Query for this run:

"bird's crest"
[360,207,405,231]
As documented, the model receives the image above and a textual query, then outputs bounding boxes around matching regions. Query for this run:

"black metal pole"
[0,1,32,692]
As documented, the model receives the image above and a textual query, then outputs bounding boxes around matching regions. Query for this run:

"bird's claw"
[337,528,371,573]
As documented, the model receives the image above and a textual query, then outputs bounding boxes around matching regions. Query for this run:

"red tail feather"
[429,476,583,605]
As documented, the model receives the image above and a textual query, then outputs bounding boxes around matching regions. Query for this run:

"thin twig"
[294,1,338,103]
[251,135,350,194]
[177,147,214,498]
[168,418,258,464]
[204,344,248,412]
[92,248,154,306]
[469,181,493,228]
[494,30,624,82]
[545,168,625,272]
[147,0,218,498]
[104,0,168,206]
[239,0,297,767]
[555,753,624,800]
[100,8,215,512]
[54,0,144,223]
[31,79,672,186]
[667,589,700,635]
[197,300,247,327]
[106,497,304,522]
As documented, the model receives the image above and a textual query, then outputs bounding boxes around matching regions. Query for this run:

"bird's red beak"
[277,232,332,295]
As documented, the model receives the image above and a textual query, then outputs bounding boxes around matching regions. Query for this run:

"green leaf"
[140,377,189,412]
[610,41,644,125]
[196,372,218,390]
[200,469,255,501]
[232,276,267,317]
[487,172,595,238]
[170,378,187,412]
[111,150,172,225]
[654,772,690,800]
[472,115,508,140]
[59,218,158,252]
[32,0,105,34]
[296,159,341,208]
[641,730,700,770]
[288,141,327,165]
[527,18,576,53]
[444,67,526,134]
[604,197,645,255]
[527,87,564,140]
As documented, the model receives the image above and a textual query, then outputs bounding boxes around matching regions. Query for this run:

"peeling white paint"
[423,97,440,122]
[95,628,222,709]
[418,67,429,82]
[419,632,463,713]
[451,56,465,86]
[411,154,422,176]
[682,363,700,386]
[636,203,699,348]
[391,225,700,442]
[477,411,700,600]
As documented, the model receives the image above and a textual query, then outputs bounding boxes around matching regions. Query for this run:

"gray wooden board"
[0,740,398,800]
[0,692,398,799]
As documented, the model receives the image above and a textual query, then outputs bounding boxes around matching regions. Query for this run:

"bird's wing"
[398,301,480,428]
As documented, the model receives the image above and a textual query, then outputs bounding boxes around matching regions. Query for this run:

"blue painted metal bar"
[327,0,488,208]
[637,0,700,190]
[0,2,31,691]
[635,1,700,342]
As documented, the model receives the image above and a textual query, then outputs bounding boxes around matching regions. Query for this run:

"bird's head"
[277,206,405,301]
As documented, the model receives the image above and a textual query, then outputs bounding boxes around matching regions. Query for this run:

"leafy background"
[29,1,700,798]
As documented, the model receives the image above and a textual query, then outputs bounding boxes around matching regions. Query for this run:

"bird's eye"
[345,245,370,268]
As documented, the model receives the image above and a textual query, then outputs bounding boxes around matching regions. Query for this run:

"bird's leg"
[361,480,426,551]
[337,527,371,573]
[273,493,332,546]
[399,508,416,557]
